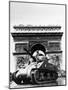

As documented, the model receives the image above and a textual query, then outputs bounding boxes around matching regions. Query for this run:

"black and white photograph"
[9,1,66,89]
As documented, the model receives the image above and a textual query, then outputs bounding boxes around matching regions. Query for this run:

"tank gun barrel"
[24,48,36,62]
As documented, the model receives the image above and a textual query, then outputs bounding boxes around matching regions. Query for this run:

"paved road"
[10,77,66,88]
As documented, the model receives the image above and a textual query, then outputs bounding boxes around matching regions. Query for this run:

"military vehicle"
[10,48,58,84]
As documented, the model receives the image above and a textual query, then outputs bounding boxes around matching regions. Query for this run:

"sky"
[10,2,65,32]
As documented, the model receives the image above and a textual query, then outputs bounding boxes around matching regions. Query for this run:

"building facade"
[10,25,63,72]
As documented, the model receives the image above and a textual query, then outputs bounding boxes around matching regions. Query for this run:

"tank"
[10,48,58,84]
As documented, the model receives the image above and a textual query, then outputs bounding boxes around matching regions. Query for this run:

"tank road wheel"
[31,69,47,84]
[51,72,58,80]
[30,69,39,84]
[46,71,58,81]
[47,72,51,80]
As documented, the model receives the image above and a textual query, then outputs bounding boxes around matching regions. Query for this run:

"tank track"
[31,69,58,84]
